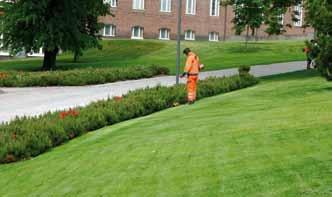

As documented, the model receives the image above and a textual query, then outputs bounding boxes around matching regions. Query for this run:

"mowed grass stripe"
[0,71,332,196]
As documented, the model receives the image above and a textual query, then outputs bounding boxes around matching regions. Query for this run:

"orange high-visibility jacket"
[184,52,200,75]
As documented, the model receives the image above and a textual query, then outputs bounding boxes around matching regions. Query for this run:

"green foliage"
[231,0,265,37]
[264,0,303,35]
[0,74,259,164]
[0,0,111,69]
[238,65,251,76]
[304,0,332,81]
[224,0,303,37]
[316,37,332,81]
[0,65,169,87]
[304,0,332,36]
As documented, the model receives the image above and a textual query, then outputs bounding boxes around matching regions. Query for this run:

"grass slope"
[0,40,305,73]
[1,71,331,196]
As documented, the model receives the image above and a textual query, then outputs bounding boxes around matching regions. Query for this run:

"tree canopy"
[0,0,111,70]
[222,0,303,39]
[304,0,332,80]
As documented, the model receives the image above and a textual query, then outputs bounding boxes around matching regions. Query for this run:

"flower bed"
[0,65,169,87]
[0,74,259,164]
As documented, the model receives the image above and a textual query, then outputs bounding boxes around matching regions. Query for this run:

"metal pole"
[176,0,182,84]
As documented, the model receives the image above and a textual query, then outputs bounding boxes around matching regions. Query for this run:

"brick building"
[100,0,314,41]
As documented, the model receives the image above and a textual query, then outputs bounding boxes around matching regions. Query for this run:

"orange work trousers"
[187,76,198,102]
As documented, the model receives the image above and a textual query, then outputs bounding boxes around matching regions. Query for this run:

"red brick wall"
[99,0,314,40]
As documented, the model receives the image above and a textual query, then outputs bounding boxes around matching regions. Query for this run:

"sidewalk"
[0,61,306,123]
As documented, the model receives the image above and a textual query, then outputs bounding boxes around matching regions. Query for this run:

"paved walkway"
[0,61,306,123]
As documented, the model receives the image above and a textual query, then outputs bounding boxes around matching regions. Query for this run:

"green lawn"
[0,40,305,74]
[0,71,331,196]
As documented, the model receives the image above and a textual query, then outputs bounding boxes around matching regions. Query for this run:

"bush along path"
[0,65,169,87]
[0,74,258,164]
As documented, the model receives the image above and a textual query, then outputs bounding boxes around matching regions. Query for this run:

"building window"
[133,0,144,10]
[185,30,195,40]
[210,0,220,16]
[0,34,3,48]
[103,24,116,37]
[110,0,118,7]
[279,14,284,25]
[186,0,196,15]
[160,0,172,12]
[104,0,117,7]
[159,28,170,40]
[294,4,303,27]
[132,26,144,39]
[28,48,44,57]
[209,32,219,41]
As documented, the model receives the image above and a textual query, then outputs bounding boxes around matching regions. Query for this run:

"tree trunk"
[74,51,80,62]
[42,47,59,70]
[245,26,250,49]
[255,28,259,42]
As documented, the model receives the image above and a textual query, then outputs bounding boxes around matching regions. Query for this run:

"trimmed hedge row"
[0,74,259,164]
[0,65,169,87]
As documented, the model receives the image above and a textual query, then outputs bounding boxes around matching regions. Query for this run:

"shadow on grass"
[262,70,321,82]
[308,86,332,93]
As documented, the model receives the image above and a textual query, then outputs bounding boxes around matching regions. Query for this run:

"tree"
[0,0,111,70]
[222,0,303,44]
[263,0,303,35]
[304,0,332,80]
[225,0,266,47]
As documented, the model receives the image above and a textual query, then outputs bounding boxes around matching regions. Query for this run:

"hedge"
[0,65,169,87]
[0,74,259,164]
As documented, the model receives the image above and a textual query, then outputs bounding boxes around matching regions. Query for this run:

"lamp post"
[176,0,182,84]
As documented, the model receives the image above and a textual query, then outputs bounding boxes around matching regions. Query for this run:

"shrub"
[0,65,169,87]
[238,66,251,76]
[315,37,332,81]
[0,74,259,164]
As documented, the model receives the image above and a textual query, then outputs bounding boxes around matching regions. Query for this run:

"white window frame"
[210,0,220,16]
[110,0,118,8]
[104,0,117,7]
[294,4,303,27]
[131,26,144,39]
[185,0,196,15]
[209,32,219,42]
[279,14,284,25]
[159,28,170,40]
[0,34,7,55]
[185,30,195,41]
[103,24,116,37]
[28,48,44,57]
[160,0,172,12]
[133,0,145,10]
[0,34,3,48]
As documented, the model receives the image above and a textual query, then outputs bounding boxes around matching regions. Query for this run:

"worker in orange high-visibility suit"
[180,48,203,104]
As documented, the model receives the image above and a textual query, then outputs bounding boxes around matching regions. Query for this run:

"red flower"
[0,72,8,80]
[59,109,79,120]
[68,109,79,117]
[59,111,68,119]
[114,96,123,101]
